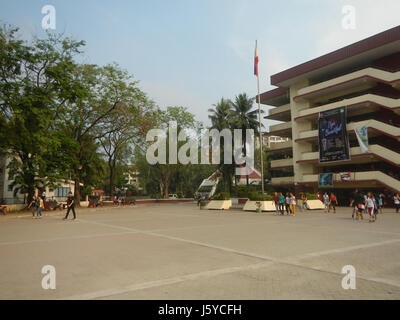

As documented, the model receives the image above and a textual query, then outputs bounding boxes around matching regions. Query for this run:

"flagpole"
[256,40,264,194]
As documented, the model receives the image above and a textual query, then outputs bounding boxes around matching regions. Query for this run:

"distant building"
[0,155,80,204]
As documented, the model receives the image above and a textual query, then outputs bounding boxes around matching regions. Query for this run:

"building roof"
[271,25,400,87]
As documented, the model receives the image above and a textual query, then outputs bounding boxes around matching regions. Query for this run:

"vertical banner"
[318,106,350,163]
[354,125,368,153]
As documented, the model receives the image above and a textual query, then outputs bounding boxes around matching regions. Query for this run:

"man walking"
[63,191,76,220]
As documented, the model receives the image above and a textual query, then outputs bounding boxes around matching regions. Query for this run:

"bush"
[177,192,183,198]
[212,192,231,200]
[248,192,274,201]
[305,193,318,200]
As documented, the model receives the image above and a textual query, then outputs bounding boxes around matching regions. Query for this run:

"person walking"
[329,192,338,213]
[378,193,384,214]
[301,194,310,211]
[394,193,400,213]
[278,192,285,215]
[323,192,329,213]
[63,191,76,220]
[289,193,296,216]
[27,195,37,219]
[36,195,44,219]
[366,192,376,222]
[285,192,291,215]
[273,192,280,216]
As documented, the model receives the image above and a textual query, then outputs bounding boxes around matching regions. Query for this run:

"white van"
[168,194,178,199]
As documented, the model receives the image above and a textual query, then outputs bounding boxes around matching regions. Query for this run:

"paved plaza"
[0,203,399,300]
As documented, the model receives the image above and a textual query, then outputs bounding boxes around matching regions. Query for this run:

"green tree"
[230,93,264,186]
[0,27,85,202]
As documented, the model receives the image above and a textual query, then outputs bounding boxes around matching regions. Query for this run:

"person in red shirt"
[329,193,338,213]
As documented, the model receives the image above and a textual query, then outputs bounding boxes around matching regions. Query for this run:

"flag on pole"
[254,40,259,76]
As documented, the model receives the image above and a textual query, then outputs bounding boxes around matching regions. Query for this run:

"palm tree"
[208,98,234,192]
[230,93,264,186]
[208,98,232,131]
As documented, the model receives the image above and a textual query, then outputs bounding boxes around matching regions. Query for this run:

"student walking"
[301,194,310,211]
[289,193,296,216]
[27,195,37,219]
[378,193,384,214]
[366,192,376,222]
[278,192,285,215]
[36,195,44,219]
[394,193,400,213]
[323,192,329,213]
[63,192,76,220]
[273,192,280,216]
[329,193,338,213]
[285,193,291,215]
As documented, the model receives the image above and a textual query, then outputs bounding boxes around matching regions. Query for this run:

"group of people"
[273,192,298,216]
[28,191,76,220]
[349,189,385,222]
[317,192,339,213]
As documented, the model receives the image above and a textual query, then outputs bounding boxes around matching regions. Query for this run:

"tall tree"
[230,93,264,186]
[0,27,85,202]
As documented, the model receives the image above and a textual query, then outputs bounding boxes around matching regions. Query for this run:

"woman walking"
[278,193,285,215]
[329,193,338,213]
[366,192,376,222]
[394,193,400,213]
[323,192,329,213]
[289,193,296,216]
[285,192,291,215]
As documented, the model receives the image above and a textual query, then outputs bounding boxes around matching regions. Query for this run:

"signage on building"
[318,173,333,187]
[354,125,369,153]
[318,106,351,163]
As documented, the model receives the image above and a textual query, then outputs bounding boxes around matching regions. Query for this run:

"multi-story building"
[261,26,400,202]
[255,133,289,149]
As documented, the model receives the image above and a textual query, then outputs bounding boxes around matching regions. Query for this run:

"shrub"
[212,192,230,200]
[248,192,274,201]
[306,193,318,200]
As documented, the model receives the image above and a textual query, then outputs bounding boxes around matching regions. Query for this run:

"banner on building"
[354,125,369,153]
[318,173,333,187]
[340,172,351,181]
[318,106,350,163]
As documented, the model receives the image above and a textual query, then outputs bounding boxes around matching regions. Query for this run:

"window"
[55,187,70,197]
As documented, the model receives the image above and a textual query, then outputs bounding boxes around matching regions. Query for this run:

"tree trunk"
[108,159,115,197]
[74,176,81,207]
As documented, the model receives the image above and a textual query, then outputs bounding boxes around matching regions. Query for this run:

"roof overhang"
[271,26,400,87]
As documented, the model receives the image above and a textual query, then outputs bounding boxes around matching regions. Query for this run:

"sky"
[0,0,399,130]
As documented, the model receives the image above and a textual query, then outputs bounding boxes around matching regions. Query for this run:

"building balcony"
[270,158,293,169]
[294,67,400,102]
[270,176,294,185]
[265,104,291,121]
[294,94,400,122]
[295,119,400,142]
[300,171,400,193]
[269,139,293,152]
[297,144,400,167]
[268,121,292,137]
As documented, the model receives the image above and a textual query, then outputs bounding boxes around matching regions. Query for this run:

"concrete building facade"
[261,26,400,202]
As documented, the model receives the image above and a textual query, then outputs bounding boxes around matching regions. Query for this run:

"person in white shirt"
[366,192,375,222]
[322,192,329,213]
[394,193,400,213]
